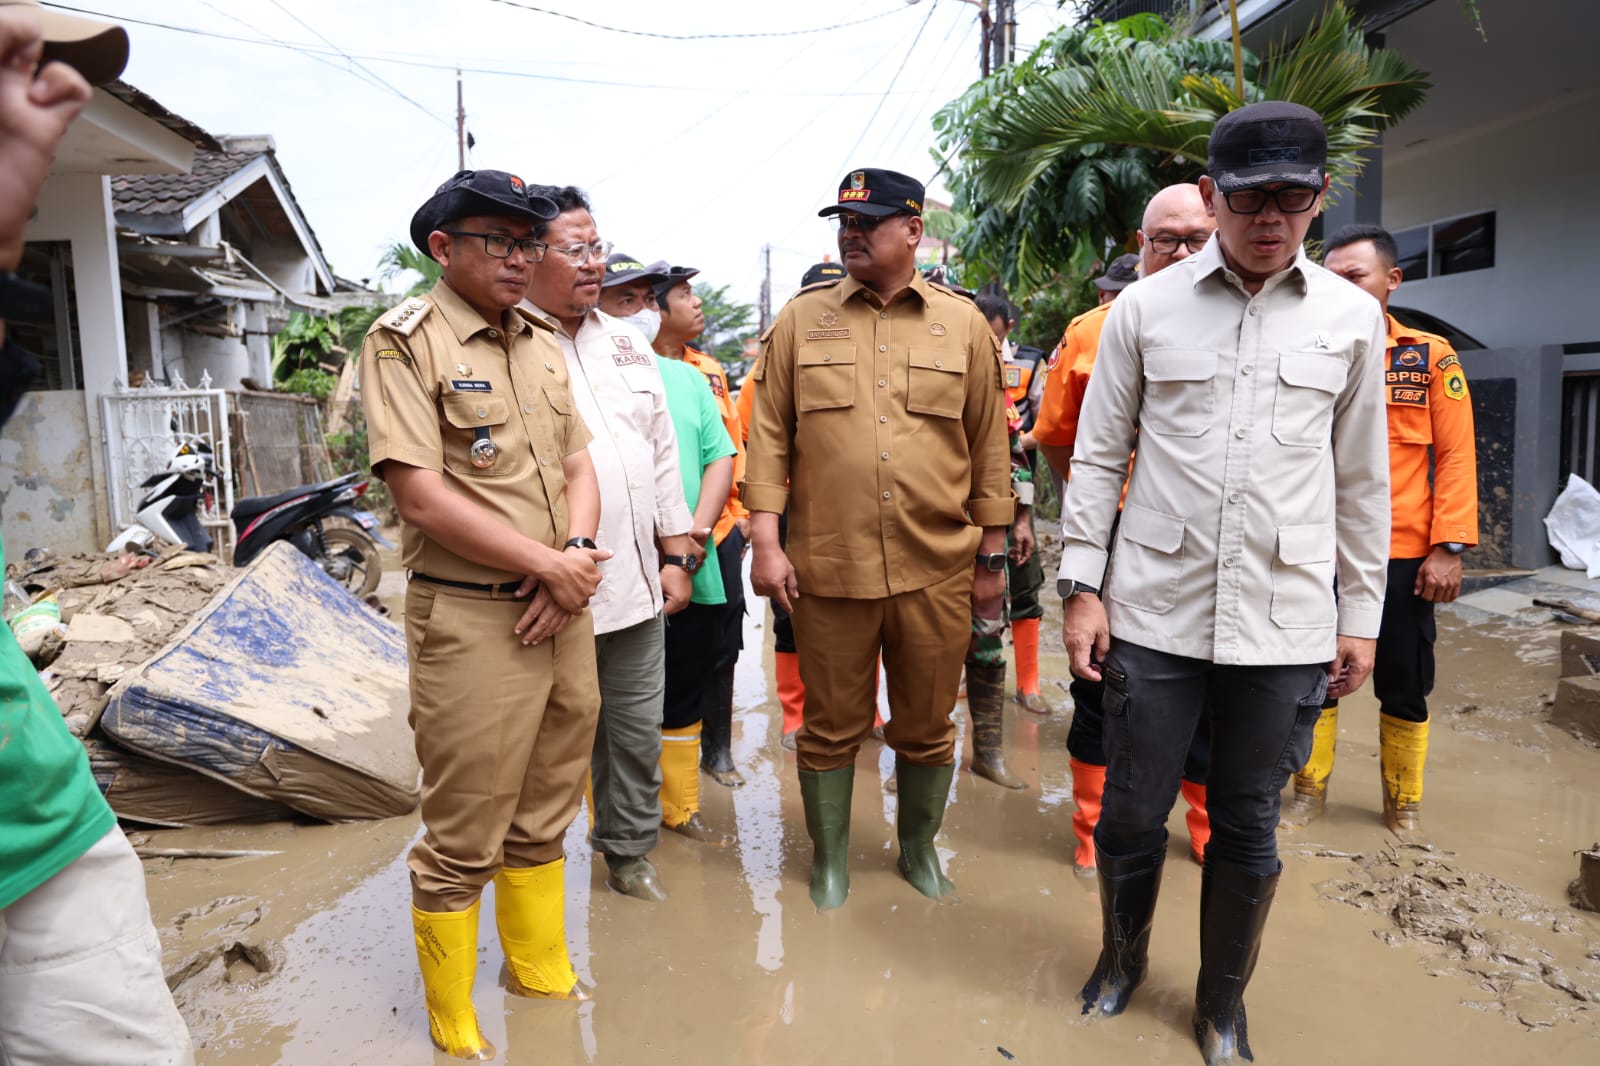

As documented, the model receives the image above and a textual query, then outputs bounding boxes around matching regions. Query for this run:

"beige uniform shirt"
[360,281,591,585]
[1058,238,1391,666]
[744,272,1014,599]
[524,302,693,635]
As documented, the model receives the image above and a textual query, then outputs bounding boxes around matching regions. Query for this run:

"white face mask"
[620,306,661,343]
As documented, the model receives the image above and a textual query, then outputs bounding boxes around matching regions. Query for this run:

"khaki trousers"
[405,581,600,912]
[789,568,970,772]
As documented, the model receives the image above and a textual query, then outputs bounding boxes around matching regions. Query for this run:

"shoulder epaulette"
[376,297,433,337]
[514,305,558,333]
[794,278,845,296]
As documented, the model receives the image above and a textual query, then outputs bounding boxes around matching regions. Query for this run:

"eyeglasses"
[833,212,902,233]
[1145,233,1211,255]
[1222,186,1320,215]
[444,230,547,261]
[544,240,614,266]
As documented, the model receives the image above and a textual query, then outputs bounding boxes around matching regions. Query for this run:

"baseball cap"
[409,170,559,258]
[1207,101,1327,192]
[1094,253,1141,292]
[1,0,129,84]
[650,265,699,307]
[800,261,846,287]
[602,254,672,289]
[817,167,924,219]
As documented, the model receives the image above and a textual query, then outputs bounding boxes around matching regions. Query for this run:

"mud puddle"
[137,569,1600,1063]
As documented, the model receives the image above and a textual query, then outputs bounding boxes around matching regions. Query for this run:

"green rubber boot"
[894,757,957,900]
[798,766,854,910]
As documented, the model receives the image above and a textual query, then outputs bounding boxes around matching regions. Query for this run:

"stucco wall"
[0,391,99,555]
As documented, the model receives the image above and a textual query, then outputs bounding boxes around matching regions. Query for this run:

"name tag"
[806,328,850,340]
[451,380,492,392]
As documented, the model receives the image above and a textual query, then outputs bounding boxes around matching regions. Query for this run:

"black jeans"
[1095,640,1327,876]
[712,526,747,671]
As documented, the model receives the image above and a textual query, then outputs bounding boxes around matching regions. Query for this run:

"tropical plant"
[376,241,443,297]
[692,282,756,364]
[271,304,385,388]
[933,2,1429,294]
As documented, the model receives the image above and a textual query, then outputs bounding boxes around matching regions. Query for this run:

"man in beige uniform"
[747,167,1013,911]
[361,170,610,1061]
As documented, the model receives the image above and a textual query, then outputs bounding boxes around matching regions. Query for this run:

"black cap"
[409,170,559,258]
[817,167,925,219]
[602,253,672,289]
[800,261,846,287]
[1094,253,1141,292]
[1208,102,1327,193]
[650,265,700,307]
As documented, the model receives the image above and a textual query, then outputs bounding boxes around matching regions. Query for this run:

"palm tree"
[376,241,442,297]
[934,2,1428,293]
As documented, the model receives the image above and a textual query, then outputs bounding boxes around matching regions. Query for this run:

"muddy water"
[140,568,1600,1064]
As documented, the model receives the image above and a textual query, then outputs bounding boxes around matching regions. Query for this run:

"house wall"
[0,391,98,555]
[1381,91,1599,351]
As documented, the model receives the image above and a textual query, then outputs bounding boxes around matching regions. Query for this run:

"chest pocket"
[1272,353,1346,449]
[442,391,520,477]
[797,344,856,412]
[907,347,967,419]
[1141,348,1217,437]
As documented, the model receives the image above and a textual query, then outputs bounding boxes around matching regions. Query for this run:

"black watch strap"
[564,536,597,550]
[1058,578,1100,599]
[661,553,699,573]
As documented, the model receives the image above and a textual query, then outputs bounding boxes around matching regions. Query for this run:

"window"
[10,242,82,390]
[1391,211,1495,281]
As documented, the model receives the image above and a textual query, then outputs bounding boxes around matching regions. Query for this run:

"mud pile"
[1321,842,1600,1030]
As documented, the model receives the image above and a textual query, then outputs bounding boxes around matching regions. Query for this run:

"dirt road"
[140,574,1600,1064]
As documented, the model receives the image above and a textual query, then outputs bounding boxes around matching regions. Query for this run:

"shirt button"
[1235,428,1246,439]
[1228,491,1240,503]
[1223,556,1236,567]
[487,328,498,338]
[822,354,831,362]
[1225,272,1237,284]
[523,403,533,413]
[1241,365,1253,376]
[880,312,889,319]
[882,491,892,500]
[878,379,887,388]
[476,407,487,417]
[1248,306,1259,317]
[879,415,888,423]
[879,345,887,352]
[881,451,889,460]
[934,359,944,368]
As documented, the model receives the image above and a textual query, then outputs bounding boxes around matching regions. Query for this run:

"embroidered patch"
[375,348,410,365]
[1437,353,1461,371]
[807,328,850,339]
[818,311,839,328]
[1003,366,1022,388]
[1389,386,1427,406]
[1389,344,1428,371]
[1044,344,1063,371]
[1443,368,1467,400]
[451,380,492,392]
[612,350,652,368]
[929,322,948,336]
[707,374,726,398]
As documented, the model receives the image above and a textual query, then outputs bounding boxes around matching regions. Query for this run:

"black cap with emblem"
[800,261,846,287]
[817,167,925,219]
[1207,101,1327,192]
[409,170,560,258]
[650,265,700,308]
[602,253,673,289]
[1094,253,1141,292]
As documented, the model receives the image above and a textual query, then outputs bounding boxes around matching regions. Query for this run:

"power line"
[879,6,975,163]
[263,0,447,128]
[478,0,913,41]
[829,0,940,179]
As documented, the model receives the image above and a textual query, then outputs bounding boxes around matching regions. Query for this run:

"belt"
[411,572,523,595]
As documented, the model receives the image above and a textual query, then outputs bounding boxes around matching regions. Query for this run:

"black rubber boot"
[701,663,745,787]
[1191,858,1280,1064]
[797,766,853,910]
[1079,838,1166,1017]
[894,757,957,900]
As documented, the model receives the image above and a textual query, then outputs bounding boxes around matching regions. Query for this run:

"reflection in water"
[561,809,597,1062]
[733,562,787,972]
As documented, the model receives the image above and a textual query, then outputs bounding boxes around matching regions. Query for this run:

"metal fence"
[1561,369,1600,486]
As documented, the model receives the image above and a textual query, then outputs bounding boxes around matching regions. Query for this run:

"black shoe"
[1191,858,1280,1064]
[1079,838,1166,1017]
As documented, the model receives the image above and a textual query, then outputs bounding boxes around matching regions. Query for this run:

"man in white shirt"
[523,186,705,902]
[1057,103,1391,1065]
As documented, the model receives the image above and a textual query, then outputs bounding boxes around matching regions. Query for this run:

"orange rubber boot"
[1180,779,1210,865]
[1068,758,1105,874]
[776,650,805,739]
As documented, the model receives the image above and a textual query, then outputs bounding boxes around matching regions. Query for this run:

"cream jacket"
[1058,238,1391,666]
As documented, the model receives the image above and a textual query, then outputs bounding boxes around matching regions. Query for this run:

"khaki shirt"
[744,271,1014,599]
[1058,238,1391,666]
[523,304,694,636]
[360,281,591,586]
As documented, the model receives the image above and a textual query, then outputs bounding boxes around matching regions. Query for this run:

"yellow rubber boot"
[1379,713,1429,837]
[412,901,495,1061]
[494,861,585,1000]
[662,723,732,845]
[1280,703,1338,830]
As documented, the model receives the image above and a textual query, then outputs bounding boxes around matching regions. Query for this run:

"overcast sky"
[59,0,1074,313]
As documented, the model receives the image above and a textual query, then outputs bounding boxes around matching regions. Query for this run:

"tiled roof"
[112,147,258,219]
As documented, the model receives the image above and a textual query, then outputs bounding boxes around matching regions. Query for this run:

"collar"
[432,281,526,344]
[1189,235,1311,295]
[520,298,597,341]
[838,268,931,309]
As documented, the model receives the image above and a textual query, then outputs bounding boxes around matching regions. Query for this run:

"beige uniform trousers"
[405,581,601,912]
[789,568,970,772]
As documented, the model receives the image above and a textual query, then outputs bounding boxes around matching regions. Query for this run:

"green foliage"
[376,242,443,297]
[327,401,392,517]
[1014,273,1099,354]
[691,282,756,363]
[280,367,339,398]
[934,3,1429,295]
[270,304,384,384]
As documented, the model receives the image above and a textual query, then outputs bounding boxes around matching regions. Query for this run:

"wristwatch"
[1058,579,1101,600]
[661,553,701,574]
[1440,542,1467,555]
[976,552,1008,572]
[564,536,597,550]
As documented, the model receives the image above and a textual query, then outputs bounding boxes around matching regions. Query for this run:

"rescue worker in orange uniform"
[651,264,752,788]
[1287,223,1478,836]
[1030,184,1216,873]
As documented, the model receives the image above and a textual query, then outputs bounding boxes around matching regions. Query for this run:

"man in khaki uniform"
[746,167,1013,911]
[360,170,610,1061]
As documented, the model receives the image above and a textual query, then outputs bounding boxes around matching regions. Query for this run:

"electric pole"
[455,69,466,170]
[991,0,1016,74]
[758,244,772,335]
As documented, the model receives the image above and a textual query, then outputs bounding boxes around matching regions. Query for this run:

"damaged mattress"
[99,541,419,821]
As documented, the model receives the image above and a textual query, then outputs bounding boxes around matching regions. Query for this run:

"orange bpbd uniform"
[735,357,758,445]
[1003,352,1034,409]
[1031,302,1111,451]
[1383,314,1477,558]
[682,344,748,545]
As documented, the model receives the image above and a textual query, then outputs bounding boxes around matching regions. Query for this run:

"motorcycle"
[106,433,217,554]
[231,472,393,598]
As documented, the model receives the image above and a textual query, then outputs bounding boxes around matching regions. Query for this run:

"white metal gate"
[101,371,236,557]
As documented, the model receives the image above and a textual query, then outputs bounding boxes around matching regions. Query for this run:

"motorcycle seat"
[231,472,361,523]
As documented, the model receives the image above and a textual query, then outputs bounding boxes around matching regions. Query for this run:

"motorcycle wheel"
[317,527,382,598]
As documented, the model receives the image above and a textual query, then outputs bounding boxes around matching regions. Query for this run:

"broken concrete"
[1552,674,1600,745]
